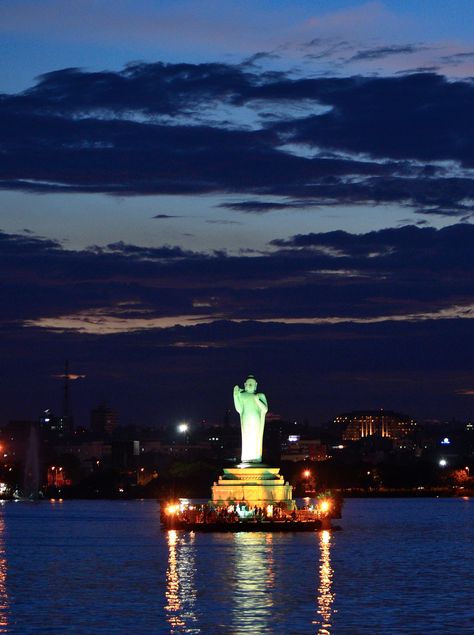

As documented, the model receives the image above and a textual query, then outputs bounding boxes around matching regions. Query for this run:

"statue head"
[244,375,257,393]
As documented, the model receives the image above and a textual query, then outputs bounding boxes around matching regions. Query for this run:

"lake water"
[0,498,472,634]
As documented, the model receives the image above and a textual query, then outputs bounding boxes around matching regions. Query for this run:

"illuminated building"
[47,465,71,487]
[39,409,73,437]
[334,410,416,441]
[280,437,328,462]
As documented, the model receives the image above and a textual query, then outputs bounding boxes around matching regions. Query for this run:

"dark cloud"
[22,62,255,115]
[220,201,300,213]
[241,52,281,67]
[2,60,474,425]
[349,45,425,62]
[303,38,352,60]
[2,224,474,423]
[0,64,474,214]
[271,222,474,258]
[273,73,474,166]
[205,220,241,225]
[395,66,440,75]
[3,224,474,322]
[440,51,474,66]
[97,241,198,260]
[152,214,181,219]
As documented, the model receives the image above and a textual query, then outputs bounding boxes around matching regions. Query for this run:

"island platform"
[160,496,342,532]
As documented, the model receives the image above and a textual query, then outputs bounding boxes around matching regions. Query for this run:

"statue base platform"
[211,466,294,510]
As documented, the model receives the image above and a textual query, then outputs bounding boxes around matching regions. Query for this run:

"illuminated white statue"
[233,375,268,464]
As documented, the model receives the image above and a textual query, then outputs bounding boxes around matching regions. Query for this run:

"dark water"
[0,498,472,634]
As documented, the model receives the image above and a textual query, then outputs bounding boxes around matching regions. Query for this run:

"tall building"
[39,409,73,437]
[334,410,416,442]
[90,404,118,437]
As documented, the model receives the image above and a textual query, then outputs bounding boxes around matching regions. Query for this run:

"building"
[90,404,118,437]
[39,409,74,437]
[280,436,328,462]
[334,410,416,442]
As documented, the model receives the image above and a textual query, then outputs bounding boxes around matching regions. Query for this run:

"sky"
[1,0,474,428]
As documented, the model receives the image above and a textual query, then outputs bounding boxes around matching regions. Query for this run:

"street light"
[178,423,189,434]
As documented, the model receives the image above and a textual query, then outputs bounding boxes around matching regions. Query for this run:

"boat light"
[166,503,179,515]
[320,500,330,513]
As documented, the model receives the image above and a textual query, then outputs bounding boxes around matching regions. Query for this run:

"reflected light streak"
[0,516,9,632]
[165,530,185,631]
[164,529,197,633]
[315,530,335,635]
[232,534,274,635]
[265,533,275,591]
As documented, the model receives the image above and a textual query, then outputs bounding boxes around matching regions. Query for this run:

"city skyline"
[2,1,474,427]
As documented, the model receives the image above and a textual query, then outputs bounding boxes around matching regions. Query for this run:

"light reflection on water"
[0,512,9,633]
[0,499,472,634]
[165,530,198,634]
[163,529,333,635]
[231,533,275,635]
[165,530,185,631]
[315,530,335,635]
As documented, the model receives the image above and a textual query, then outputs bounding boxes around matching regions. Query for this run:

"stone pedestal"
[212,466,294,510]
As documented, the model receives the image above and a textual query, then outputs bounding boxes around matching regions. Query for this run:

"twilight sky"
[2,0,474,428]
